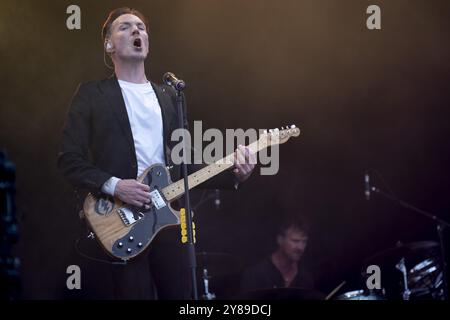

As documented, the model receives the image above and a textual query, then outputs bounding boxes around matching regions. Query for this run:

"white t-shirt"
[101,79,165,195]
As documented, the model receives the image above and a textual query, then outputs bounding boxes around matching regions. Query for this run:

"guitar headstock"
[259,125,300,147]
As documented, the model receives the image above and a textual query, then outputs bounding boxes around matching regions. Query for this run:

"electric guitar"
[82,126,300,260]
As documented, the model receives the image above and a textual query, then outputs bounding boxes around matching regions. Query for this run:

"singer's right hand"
[114,179,151,208]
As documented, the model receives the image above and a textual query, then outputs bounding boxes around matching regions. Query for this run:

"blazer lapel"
[152,83,175,165]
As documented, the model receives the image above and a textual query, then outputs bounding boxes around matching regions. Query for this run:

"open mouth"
[133,38,142,48]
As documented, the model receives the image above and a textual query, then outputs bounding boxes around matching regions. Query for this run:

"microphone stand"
[175,88,198,300]
[370,184,450,300]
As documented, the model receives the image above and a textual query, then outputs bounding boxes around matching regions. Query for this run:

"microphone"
[364,172,371,200]
[214,189,221,210]
[163,72,186,91]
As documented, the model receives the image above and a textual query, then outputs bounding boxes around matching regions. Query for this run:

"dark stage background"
[1,0,450,299]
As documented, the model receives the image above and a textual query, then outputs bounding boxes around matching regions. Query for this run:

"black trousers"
[72,226,191,300]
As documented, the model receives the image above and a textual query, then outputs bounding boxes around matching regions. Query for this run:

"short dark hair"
[277,215,310,236]
[101,7,149,41]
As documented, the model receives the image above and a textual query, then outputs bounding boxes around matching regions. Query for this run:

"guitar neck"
[161,139,267,202]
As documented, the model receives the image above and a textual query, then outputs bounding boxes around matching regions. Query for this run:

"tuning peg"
[290,125,296,129]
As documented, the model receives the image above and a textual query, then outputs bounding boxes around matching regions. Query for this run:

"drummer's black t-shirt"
[240,257,315,293]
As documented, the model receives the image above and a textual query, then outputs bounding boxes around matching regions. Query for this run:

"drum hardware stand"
[201,268,216,300]
[366,171,450,300]
[395,258,411,300]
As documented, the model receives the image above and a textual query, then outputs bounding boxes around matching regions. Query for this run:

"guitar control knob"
[129,236,134,242]
[127,248,132,254]
[118,242,123,248]
[138,242,143,248]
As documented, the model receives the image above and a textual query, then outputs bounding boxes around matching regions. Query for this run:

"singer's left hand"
[233,145,256,183]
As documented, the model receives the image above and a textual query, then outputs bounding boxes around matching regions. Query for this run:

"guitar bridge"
[118,207,143,226]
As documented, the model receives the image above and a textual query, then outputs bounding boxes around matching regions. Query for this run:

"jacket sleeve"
[57,83,112,193]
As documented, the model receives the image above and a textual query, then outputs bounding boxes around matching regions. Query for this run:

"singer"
[57,7,255,300]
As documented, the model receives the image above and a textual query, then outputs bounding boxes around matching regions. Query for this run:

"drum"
[408,258,444,300]
[363,241,444,300]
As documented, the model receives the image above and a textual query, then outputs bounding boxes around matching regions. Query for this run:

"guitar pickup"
[150,189,166,210]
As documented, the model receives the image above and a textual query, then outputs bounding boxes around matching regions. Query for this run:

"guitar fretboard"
[161,138,268,201]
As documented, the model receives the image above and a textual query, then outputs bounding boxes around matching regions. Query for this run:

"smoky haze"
[1,0,450,298]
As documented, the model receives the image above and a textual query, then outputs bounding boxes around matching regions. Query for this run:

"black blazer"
[58,75,234,194]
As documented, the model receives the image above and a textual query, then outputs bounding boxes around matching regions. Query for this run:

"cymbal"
[335,289,385,300]
[196,251,243,277]
[236,287,326,300]
[364,241,439,266]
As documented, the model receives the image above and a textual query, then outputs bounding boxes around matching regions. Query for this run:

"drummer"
[240,215,315,292]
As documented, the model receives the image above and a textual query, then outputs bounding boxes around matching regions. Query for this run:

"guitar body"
[83,164,180,261]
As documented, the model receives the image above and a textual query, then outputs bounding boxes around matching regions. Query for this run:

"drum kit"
[196,240,446,300]
[196,251,244,300]
[191,171,449,300]
[335,240,445,300]
[196,251,327,300]
[333,173,448,300]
